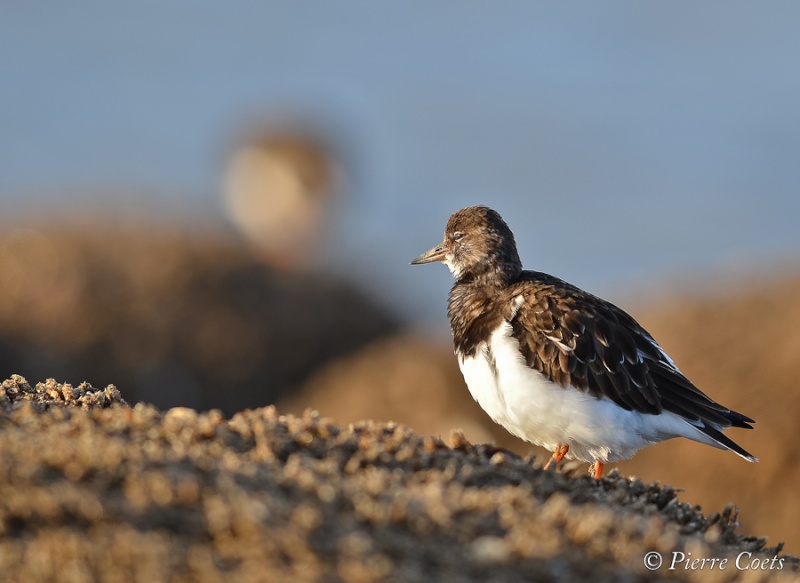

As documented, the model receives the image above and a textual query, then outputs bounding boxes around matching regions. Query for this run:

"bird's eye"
[453,232,465,241]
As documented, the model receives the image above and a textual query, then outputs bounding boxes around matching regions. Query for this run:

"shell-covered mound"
[0,377,796,583]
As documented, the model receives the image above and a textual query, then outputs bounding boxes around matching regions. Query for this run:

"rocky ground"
[1,376,797,583]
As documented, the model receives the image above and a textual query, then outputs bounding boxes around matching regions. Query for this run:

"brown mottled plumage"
[412,205,756,477]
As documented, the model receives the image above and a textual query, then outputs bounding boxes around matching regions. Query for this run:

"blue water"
[2,2,800,322]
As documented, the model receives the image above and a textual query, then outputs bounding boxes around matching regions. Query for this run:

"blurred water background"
[4,2,800,321]
[2,1,800,550]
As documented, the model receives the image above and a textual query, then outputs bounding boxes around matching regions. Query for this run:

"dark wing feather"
[506,272,754,430]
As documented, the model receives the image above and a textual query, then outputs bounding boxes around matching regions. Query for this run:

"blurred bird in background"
[223,123,345,271]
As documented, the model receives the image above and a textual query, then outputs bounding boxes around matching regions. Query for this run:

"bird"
[410,205,757,479]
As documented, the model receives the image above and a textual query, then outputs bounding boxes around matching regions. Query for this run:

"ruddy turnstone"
[411,205,757,479]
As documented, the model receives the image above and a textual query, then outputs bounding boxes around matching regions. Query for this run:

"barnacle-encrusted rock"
[0,374,126,411]
[0,377,796,582]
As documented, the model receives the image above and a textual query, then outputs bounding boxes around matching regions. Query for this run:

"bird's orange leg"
[591,461,605,480]
[543,444,569,471]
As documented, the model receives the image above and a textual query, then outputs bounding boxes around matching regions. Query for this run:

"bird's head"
[410,205,522,284]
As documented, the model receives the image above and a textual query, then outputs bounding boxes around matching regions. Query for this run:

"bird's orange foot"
[590,461,605,480]
[543,443,569,471]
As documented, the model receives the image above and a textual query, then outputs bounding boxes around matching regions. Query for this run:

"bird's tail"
[694,422,758,463]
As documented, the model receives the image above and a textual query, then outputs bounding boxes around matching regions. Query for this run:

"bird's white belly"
[458,323,671,463]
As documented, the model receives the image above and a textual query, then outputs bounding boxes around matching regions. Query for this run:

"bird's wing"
[506,273,754,429]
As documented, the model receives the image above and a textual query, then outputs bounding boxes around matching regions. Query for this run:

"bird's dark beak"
[410,243,447,265]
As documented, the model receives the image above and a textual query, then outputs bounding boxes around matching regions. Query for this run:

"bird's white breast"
[457,321,704,463]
